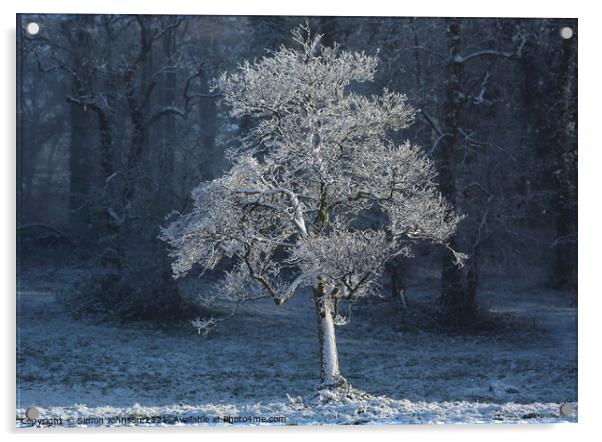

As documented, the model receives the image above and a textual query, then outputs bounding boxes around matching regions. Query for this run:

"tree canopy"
[160,25,463,334]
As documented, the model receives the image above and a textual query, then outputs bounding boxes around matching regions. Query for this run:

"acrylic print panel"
[16,14,578,427]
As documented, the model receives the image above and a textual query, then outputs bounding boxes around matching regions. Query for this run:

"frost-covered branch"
[161,25,464,335]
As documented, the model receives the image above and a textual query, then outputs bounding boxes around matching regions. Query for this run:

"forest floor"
[16,259,577,427]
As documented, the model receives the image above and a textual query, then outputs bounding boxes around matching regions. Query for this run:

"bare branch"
[143,106,186,129]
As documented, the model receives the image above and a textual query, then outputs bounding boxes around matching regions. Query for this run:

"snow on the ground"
[16,263,577,426]
[17,396,577,427]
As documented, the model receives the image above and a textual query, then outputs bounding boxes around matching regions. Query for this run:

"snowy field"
[16,262,577,427]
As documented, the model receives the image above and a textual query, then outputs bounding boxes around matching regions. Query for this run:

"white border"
[2,1,598,441]
[4,0,583,17]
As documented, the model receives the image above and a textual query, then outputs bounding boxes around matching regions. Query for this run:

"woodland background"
[16,15,577,327]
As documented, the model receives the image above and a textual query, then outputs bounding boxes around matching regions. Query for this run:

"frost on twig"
[191,316,217,337]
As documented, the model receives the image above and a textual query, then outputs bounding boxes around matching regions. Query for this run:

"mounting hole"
[25,22,40,36]
[560,27,573,40]
[559,403,573,416]
[25,407,39,420]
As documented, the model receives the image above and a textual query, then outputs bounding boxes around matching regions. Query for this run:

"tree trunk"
[97,110,114,181]
[67,15,96,230]
[159,21,177,194]
[198,65,218,180]
[388,258,408,309]
[313,281,345,389]
[551,25,577,290]
[438,18,477,326]
[17,21,25,226]
[68,85,95,226]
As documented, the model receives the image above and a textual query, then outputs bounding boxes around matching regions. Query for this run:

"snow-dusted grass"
[16,264,577,426]
[17,397,576,427]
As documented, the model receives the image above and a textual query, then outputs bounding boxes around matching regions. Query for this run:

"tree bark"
[551,26,577,290]
[67,16,96,228]
[313,281,345,389]
[68,89,95,227]
[159,20,177,191]
[438,18,477,325]
[97,110,114,181]
[198,65,218,180]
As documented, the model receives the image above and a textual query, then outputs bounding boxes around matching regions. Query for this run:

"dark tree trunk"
[160,23,177,188]
[387,258,408,309]
[125,16,152,176]
[438,19,477,326]
[97,111,114,181]
[198,65,218,180]
[552,27,578,290]
[68,98,96,229]
[17,18,25,227]
[67,15,97,230]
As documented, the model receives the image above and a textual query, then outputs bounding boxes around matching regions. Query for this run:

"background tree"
[160,26,463,390]
[17,15,577,330]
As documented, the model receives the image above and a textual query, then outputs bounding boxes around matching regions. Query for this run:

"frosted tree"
[161,25,464,391]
